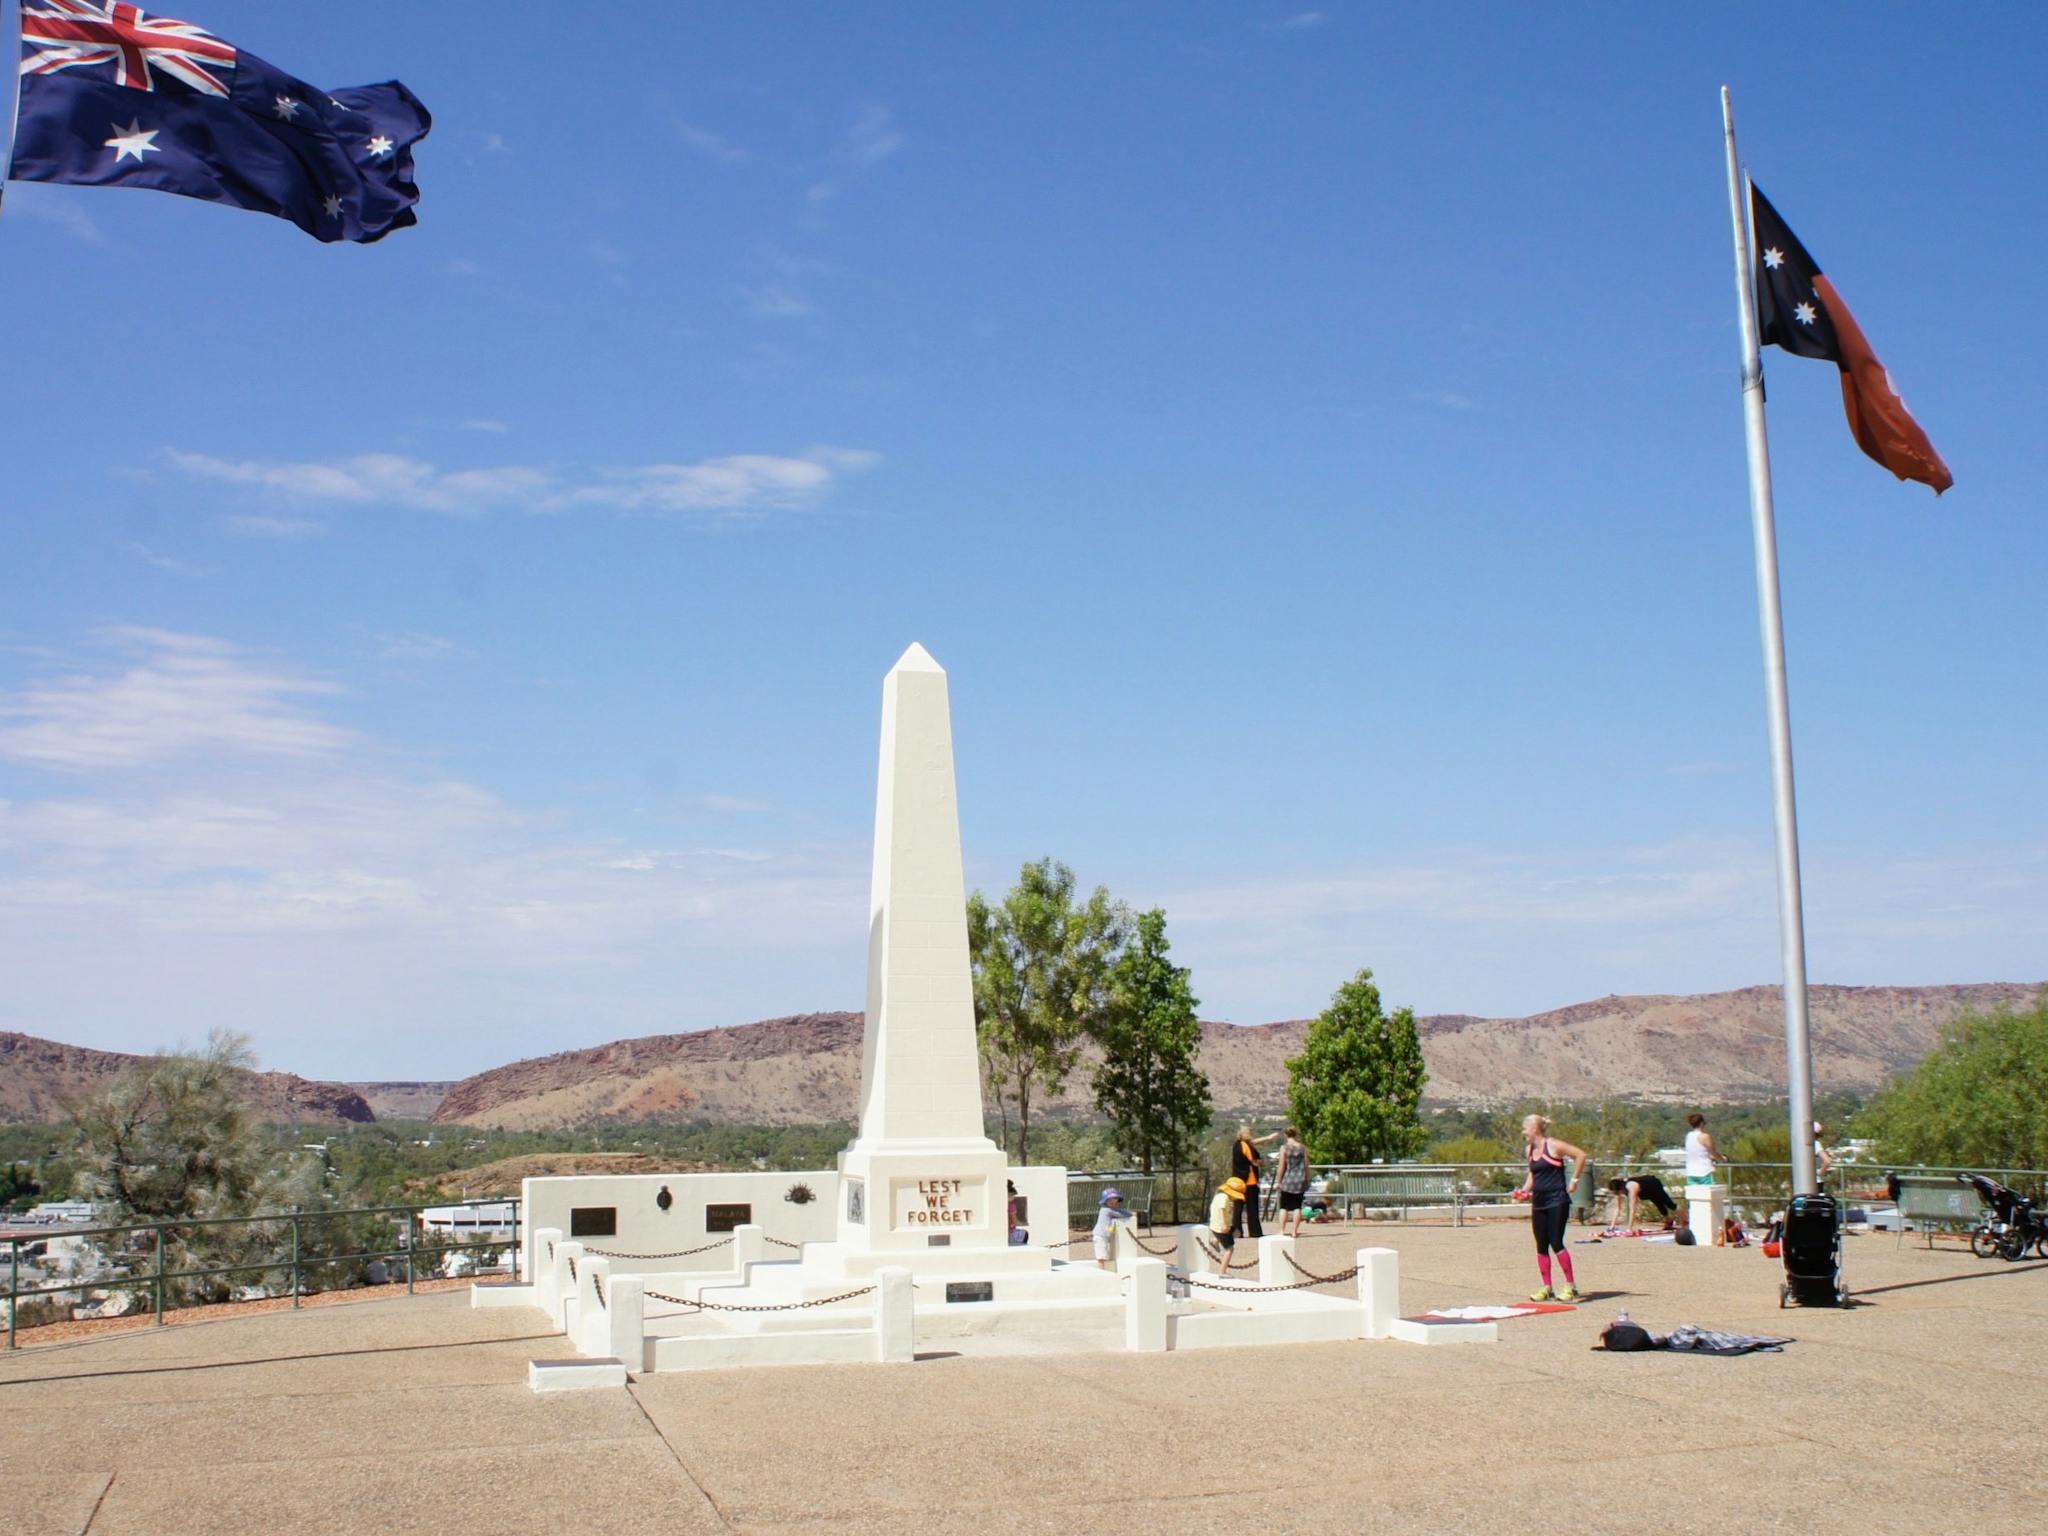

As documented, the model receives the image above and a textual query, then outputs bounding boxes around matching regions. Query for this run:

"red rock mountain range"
[8,981,2037,1128]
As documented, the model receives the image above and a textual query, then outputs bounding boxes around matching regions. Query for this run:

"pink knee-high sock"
[1536,1253,1553,1286]
[1556,1251,1575,1284]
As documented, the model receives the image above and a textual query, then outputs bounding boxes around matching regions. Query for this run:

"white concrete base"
[795,1238,1056,1281]
[649,1329,890,1371]
[1166,1299,1363,1350]
[528,1358,627,1392]
[1389,1318,1500,1345]
[1687,1185,1726,1247]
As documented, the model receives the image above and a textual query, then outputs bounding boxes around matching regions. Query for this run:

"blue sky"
[2,4,2042,1080]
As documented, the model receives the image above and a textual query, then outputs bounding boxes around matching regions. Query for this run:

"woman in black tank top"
[1515,1114,1588,1302]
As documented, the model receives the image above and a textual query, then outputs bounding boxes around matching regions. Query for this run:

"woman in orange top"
[1230,1122,1282,1239]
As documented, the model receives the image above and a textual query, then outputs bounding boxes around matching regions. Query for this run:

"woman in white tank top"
[1683,1112,1720,1186]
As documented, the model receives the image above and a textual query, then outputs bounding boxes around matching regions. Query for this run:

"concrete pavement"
[3,1221,2040,1534]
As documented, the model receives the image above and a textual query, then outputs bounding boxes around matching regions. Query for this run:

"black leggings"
[1234,1190,1264,1240]
[1530,1200,1570,1255]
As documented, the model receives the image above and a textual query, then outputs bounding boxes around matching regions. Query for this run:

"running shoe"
[1528,1286,1555,1301]
[1556,1285,1579,1303]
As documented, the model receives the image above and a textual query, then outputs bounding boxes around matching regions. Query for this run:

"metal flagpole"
[1,0,21,219]
[1720,86,1818,1198]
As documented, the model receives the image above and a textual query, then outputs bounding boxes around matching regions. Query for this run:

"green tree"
[1286,969,1429,1164]
[1092,908,1212,1171]
[1861,1002,2048,1168]
[68,1030,321,1303]
[967,858,1129,1164]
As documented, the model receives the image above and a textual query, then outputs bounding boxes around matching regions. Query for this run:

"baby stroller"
[1778,1190,1847,1308]
[1962,1173,2046,1261]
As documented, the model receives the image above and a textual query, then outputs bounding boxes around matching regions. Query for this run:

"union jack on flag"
[19,0,238,97]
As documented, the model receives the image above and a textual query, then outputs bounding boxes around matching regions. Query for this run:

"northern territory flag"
[1750,184,1951,493]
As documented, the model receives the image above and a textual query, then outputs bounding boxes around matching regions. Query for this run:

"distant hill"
[348,1081,456,1120]
[426,982,2044,1130]
[0,1032,374,1126]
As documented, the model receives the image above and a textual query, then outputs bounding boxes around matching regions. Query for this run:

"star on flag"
[105,119,161,163]
[1749,181,1951,493]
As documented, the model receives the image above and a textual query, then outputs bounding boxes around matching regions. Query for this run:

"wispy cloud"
[446,257,481,277]
[1409,389,1475,411]
[1277,11,1326,28]
[743,283,814,318]
[0,628,354,773]
[167,450,554,515]
[222,513,325,540]
[461,418,510,434]
[808,105,903,204]
[673,117,747,164]
[697,793,775,814]
[5,185,105,243]
[119,541,205,576]
[167,446,881,522]
[0,627,867,1072]
[376,631,468,662]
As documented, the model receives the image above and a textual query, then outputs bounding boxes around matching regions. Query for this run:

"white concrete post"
[555,1240,584,1335]
[1356,1247,1398,1340]
[1687,1185,1726,1248]
[734,1223,766,1277]
[875,1266,914,1363]
[606,1275,644,1372]
[533,1227,562,1307]
[1176,1224,1205,1272]
[1257,1234,1296,1285]
[577,1255,610,1357]
[1125,1258,1168,1353]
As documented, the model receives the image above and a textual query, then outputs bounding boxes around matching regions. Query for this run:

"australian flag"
[7,1,429,243]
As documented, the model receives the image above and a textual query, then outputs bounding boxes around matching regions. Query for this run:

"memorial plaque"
[704,1203,751,1233]
[569,1206,617,1238]
[891,1176,984,1232]
[945,1281,994,1303]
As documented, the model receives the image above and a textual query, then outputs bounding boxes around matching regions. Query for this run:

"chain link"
[567,1257,577,1282]
[644,1283,877,1314]
[1281,1251,1356,1285]
[765,1235,803,1250]
[1193,1235,1256,1272]
[585,1236,735,1260]
[592,1269,605,1307]
[1186,1265,1359,1294]
[1131,1233,1181,1257]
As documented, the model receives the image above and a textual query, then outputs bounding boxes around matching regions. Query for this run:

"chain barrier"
[765,1235,804,1250]
[585,1236,734,1260]
[1131,1233,1181,1257]
[546,1240,556,1262]
[1281,1251,1356,1285]
[592,1269,605,1308]
[1185,1265,1359,1294]
[1193,1235,1256,1272]
[567,1256,577,1282]
[644,1283,877,1314]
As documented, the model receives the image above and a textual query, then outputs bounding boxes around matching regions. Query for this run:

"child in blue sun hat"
[1092,1187,1135,1269]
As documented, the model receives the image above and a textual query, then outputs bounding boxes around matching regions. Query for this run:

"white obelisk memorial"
[823,643,1048,1278]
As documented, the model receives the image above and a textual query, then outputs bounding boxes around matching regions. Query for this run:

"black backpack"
[1600,1320,1655,1351]
[1674,1226,1697,1246]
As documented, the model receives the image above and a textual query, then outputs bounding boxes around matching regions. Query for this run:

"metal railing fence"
[1073,1163,2048,1236]
[4,1196,520,1349]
